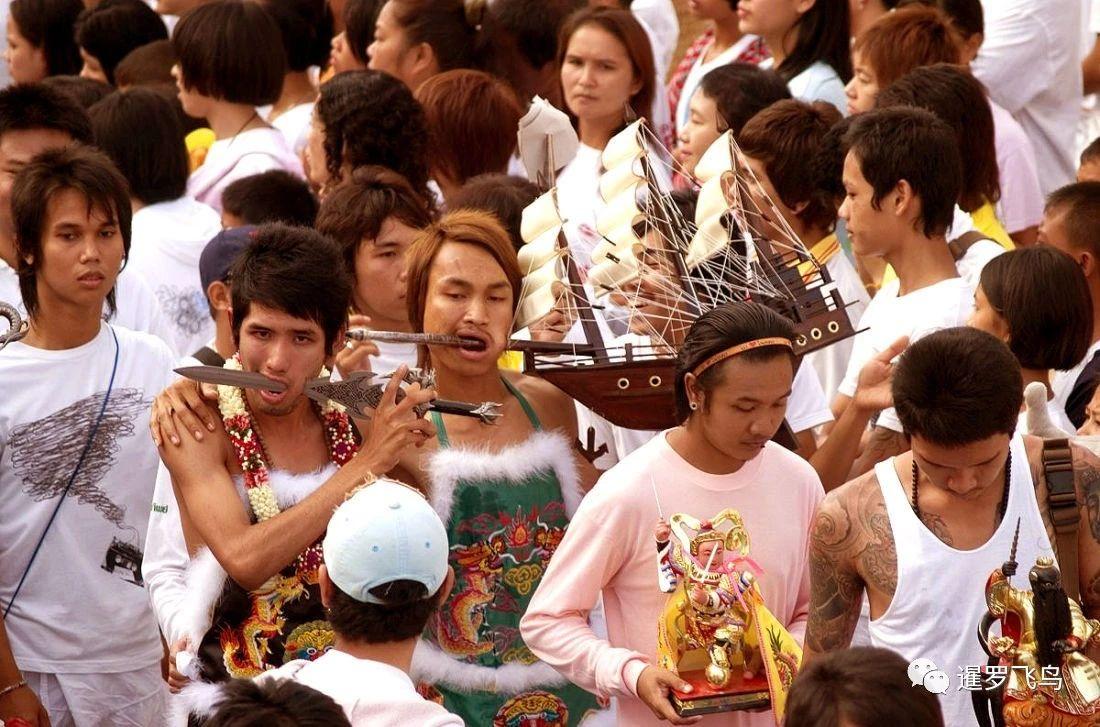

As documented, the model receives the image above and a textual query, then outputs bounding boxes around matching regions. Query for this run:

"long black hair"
[777,0,852,84]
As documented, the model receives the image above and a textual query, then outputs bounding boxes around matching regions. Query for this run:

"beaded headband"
[690,337,794,378]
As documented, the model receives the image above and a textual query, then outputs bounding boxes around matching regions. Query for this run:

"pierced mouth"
[456,331,490,352]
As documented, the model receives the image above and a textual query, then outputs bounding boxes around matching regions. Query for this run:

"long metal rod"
[346,329,486,351]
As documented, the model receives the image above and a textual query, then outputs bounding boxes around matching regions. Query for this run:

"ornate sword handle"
[428,400,503,425]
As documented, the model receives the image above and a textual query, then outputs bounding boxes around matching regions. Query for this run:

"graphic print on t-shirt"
[8,388,151,586]
[156,284,208,338]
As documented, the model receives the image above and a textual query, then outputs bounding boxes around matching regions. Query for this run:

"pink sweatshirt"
[520,433,823,727]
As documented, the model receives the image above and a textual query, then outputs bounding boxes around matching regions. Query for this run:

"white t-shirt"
[0,323,174,672]
[974,0,1083,194]
[761,59,847,116]
[577,333,833,469]
[674,35,760,135]
[187,126,305,213]
[990,100,1044,234]
[263,102,314,158]
[370,340,418,377]
[1052,338,1100,418]
[128,197,222,357]
[258,650,463,727]
[838,277,975,432]
[0,257,176,350]
[805,250,871,402]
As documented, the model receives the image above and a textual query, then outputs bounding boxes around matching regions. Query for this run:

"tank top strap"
[501,377,542,431]
[430,377,540,449]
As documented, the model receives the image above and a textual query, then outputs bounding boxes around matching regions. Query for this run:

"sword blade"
[174,366,288,392]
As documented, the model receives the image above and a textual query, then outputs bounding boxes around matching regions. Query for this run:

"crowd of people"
[0,0,1099,725]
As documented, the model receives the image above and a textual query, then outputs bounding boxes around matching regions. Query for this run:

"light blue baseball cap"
[323,479,449,605]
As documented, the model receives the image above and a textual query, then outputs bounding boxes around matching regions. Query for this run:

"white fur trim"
[179,547,228,652]
[411,639,569,694]
[232,463,339,512]
[427,430,583,521]
[170,681,226,724]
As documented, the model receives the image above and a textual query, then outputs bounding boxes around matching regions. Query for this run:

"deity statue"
[976,525,1100,727]
[654,509,801,720]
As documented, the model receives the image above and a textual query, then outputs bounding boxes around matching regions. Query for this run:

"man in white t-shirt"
[0,83,175,349]
[973,0,1082,195]
[0,145,175,725]
[250,479,462,727]
[1038,183,1100,428]
[832,107,975,474]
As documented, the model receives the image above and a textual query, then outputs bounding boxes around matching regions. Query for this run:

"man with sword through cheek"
[147,224,438,710]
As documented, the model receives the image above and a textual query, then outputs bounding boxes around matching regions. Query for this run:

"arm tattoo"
[861,497,899,594]
[1071,444,1100,543]
[806,501,863,653]
[1085,573,1100,617]
[853,426,908,476]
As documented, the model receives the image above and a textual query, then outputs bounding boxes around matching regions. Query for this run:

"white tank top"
[868,434,1054,727]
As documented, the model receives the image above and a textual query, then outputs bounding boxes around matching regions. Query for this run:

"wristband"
[0,679,27,699]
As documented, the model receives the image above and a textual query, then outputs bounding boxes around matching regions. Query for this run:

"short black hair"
[75,0,167,85]
[1081,136,1100,168]
[206,678,351,727]
[979,247,1093,371]
[813,115,853,202]
[0,83,93,145]
[674,302,796,422]
[12,144,132,319]
[9,0,84,77]
[229,223,351,352]
[1046,182,1100,260]
[89,87,188,206]
[40,75,113,109]
[327,579,440,643]
[261,0,333,73]
[221,170,318,227]
[785,647,944,727]
[876,64,999,213]
[698,63,792,137]
[448,173,540,252]
[842,106,961,238]
[893,327,1022,446]
[172,0,286,106]
[343,0,384,66]
[315,70,431,199]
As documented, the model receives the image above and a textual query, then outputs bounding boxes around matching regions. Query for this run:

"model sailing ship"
[512,110,854,431]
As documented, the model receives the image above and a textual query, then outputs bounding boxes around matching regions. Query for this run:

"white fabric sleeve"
[142,463,192,645]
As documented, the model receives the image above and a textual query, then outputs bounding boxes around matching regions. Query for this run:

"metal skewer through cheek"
[346,329,487,351]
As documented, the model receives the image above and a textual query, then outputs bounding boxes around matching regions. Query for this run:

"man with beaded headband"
[521,302,827,726]
[151,224,436,695]
[803,327,1100,727]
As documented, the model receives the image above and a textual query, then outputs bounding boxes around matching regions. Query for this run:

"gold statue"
[978,529,1100,726]
[653,509,801,719]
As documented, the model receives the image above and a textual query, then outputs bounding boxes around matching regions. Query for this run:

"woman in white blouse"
[736,0,852,113]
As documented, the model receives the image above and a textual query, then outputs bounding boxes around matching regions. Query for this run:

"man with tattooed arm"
[803,328,1100,726]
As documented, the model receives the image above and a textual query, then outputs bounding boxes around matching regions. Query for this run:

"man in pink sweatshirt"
[521,303,825,726]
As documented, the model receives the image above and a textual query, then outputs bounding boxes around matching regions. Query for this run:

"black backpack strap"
[1041,437,1080,600]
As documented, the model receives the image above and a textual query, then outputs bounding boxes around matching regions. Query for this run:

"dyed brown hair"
[738,100,843,234]
[852,5,961,88]
[556,6,655,124]
[416,70,523,186]
[315,165,433,278]
[405,209,522,333]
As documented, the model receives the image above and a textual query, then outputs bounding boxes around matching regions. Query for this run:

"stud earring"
[689,402,698,411]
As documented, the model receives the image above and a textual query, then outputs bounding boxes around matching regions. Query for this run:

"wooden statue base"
[670,669,771,717]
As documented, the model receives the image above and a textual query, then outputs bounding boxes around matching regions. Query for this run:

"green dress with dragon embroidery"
[419,379,602,726]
